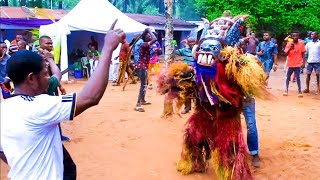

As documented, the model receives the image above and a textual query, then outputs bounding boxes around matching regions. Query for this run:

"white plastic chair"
[81,57,90,78]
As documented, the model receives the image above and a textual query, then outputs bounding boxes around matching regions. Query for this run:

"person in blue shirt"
[302,31,313,74]
[256,31,278,86]
[133,34,144,65]
[0,42,11,98]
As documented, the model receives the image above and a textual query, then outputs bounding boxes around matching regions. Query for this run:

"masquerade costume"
[157,14,269,179]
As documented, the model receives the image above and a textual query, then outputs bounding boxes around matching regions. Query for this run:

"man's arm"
[58,83,66,95]
[40,49,61,81]
[302,44,308,68]
[256,43,263,55]
[273,54,278,65]
[48,58,61,81]
[75,20,125,116]
[283,42,292,55]
[147,29,157,46]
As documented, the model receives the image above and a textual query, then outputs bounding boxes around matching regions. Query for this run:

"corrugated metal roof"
[0,6,197,28]
[0,6,68,19]
[125,13,197,27]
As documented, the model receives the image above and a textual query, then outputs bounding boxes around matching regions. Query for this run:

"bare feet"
[252,154,260,168]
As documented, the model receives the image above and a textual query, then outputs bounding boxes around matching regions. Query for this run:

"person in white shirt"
[0,20,125,180]
[303,31,320,93]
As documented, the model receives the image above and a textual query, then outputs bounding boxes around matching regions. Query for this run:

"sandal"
[141,101,151,105]
[134,106,145,112]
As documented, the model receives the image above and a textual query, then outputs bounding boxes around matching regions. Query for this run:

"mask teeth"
[208,54,213,64]
[197,54,203,64]
[201,54,207,64]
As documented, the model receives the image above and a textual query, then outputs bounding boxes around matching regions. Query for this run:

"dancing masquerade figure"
[157,14,270,179]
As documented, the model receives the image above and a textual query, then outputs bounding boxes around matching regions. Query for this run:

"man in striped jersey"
[0,20,125,180]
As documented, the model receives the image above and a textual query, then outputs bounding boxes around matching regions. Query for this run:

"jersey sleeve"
[31,93,77,127]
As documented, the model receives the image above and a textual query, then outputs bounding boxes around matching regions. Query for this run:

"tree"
[109,0,159,15]
[1,0,9,6]
[195,0,320,37]
[164,0,174,64]
[175,0,200,20]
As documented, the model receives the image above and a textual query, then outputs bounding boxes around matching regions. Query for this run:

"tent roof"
[57,0,148,33]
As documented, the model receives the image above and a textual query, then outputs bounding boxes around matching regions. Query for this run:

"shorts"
[262,60,273,74]
[306,63,320,74]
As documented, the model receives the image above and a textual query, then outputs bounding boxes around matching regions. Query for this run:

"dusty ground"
[1,60,320,179]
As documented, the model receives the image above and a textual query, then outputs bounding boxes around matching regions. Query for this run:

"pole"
[164,0,174,67]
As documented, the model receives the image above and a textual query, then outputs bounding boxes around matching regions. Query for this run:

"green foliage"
[143,5,159,15]
[2,0,200,20]
[175,0,200,20]
[195,0,320,36]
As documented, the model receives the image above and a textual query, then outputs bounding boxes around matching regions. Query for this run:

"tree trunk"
[164,0,174,66]
[12,0,18,6]
[158,0,164,14]
[3,0,9,6]
[20,0,26,6]
[36,0,42,8]
[123,0,128,12]
[246,23,251,37]
[59,0,63,9]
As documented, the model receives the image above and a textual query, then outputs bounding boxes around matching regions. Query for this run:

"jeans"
[243,97,259,155]
[286,67,302,93]
[136,68,148,105]
[306,63,320,74]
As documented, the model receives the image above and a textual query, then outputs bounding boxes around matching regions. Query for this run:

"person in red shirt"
[134,28,157,112]
[115,35,136,86]
[283,31,306,97]
[87,36,98,51]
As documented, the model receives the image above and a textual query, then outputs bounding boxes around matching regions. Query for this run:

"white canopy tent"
[40,0,150,80]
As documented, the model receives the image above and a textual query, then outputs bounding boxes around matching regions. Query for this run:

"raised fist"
[103,19,126,52]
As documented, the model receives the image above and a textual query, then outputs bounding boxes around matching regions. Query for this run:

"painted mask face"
[195,39,222,67]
